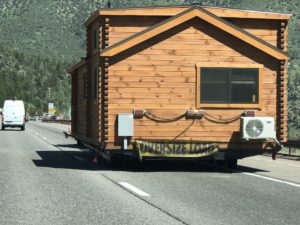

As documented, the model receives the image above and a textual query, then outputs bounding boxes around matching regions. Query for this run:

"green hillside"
[0,0,299,138]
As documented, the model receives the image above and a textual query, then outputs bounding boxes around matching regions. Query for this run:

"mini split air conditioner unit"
[241,117,276,140]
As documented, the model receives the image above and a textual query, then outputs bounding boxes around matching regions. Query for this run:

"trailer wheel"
[205,160,215,165]
[109,154,140,170]
[77,140,84,147]
[216,160,225,167]
[215,159,237,169]
[225,159,238,169]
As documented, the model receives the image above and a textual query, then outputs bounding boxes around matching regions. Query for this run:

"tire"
[21,125,25,131]
[205,160,215,165]
[216,160,226,167]
[1,125,5,130]
[77,140,84,147]
[215,159,238,169]
[225,159,238,169]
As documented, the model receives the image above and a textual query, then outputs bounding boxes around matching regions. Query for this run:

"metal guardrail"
[285,140,300,147]
[42,119,71,125]
[283,140,300,156]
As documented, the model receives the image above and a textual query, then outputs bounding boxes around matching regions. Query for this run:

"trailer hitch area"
[63,126,72,139]
[272,151,277,160]
[92,150,111,165]
[92,151,100,164]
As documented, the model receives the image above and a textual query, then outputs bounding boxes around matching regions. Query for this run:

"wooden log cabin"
[68,5,291,165]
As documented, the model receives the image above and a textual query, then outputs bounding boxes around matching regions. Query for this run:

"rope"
[172,119,195,141]
[203,111,242,123]
[143,110,242,124]
[144,111,186,123]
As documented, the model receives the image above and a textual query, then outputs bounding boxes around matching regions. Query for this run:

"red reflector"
[133,110,144,119]
[244,110,256,117]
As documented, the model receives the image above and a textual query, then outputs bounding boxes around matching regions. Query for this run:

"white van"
[1,100,25,131]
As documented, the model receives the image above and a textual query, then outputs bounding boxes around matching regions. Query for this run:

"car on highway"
[29,116,35,121]
[1,100,26,131]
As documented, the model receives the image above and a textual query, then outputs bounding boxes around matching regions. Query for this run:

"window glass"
[231,68,258,103]
[200,67,258,104]
[201,68,229,103]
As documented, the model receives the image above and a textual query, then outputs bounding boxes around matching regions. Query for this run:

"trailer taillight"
[244,110,256,117]
[133,109,145,119]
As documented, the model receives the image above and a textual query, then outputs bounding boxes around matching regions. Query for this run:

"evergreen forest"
[0,0,299,138]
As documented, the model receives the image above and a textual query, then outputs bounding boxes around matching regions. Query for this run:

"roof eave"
[100,6,288,61]
[84,11,101,27]
[67,60,86,74]
[84,6,292,28]
[97,6,292,20]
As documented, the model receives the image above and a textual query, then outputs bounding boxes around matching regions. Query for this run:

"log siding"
[69,5,290,151]
[101,7,288,60]
[107,20,280,146]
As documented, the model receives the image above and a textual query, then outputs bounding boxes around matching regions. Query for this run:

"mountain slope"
[0,0,299,137]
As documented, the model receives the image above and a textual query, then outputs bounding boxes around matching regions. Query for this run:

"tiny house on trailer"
[68,5,291,165]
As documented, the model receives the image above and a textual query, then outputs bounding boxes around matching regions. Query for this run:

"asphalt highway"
[0,121,299,225]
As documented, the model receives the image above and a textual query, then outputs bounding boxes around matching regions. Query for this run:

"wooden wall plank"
[106,21,281,145]
[102,9,287,60]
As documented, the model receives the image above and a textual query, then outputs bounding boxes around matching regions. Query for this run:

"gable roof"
[67,59,86,73]
[100,6,288,60]
[84,5,292,27]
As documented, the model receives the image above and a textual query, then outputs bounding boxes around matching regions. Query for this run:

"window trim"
[196,63,263,109]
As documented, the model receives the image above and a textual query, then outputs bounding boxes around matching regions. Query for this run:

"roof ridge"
[100,6,288,60]
[195,6,288,57]
[98,4,292,15]
[101,6,197,54]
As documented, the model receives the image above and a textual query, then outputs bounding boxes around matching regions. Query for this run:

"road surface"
[0,121,299,225]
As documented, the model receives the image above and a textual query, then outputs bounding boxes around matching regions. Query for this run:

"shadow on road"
[54,144,89,150]
[103,158,269,173]
[0,128,23,132]
[234,165,269,173]
[33,150,96,170]
[32,149,269,173]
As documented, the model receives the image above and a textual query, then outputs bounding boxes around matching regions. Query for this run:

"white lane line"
[42,137,47,140]
[119,182,151,197]
[35,132,39,135]
[242,172,300,188]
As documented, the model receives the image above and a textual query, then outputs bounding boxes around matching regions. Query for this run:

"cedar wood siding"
[68,7,289,149]
[109,16,167,46]
[75,65,87,138]
[86,20,100,142]
[90,55,100,141]
[107,18,282,148]
[71,69,78,135]
[109,17,280,48]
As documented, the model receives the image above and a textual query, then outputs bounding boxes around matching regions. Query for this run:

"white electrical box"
[118,113,134,137]
[241,117,276,140]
